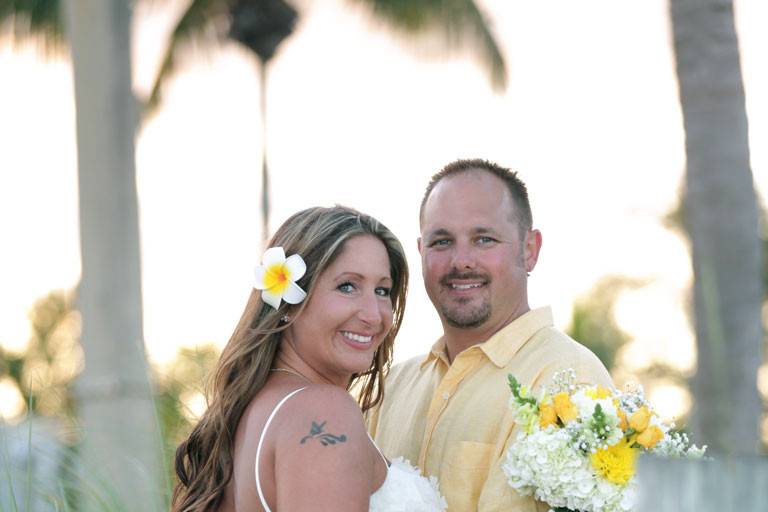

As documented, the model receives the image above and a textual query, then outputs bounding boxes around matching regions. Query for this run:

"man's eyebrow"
[425,228,452,239]
[428,227,500,236]
[473,227,500,235]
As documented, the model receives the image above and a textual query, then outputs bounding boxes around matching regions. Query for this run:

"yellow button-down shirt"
[367,307,613,511]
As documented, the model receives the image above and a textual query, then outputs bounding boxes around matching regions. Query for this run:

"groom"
[368,159,613,511]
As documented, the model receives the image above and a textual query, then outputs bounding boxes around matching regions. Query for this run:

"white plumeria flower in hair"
[253,247,307,309]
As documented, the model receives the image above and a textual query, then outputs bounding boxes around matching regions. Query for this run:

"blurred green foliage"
[154,343,219,482]
[566,275,644,371]
[0,289,220,484]
[0,290,81,422]
[0,0,64,55]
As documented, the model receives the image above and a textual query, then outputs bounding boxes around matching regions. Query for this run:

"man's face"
[418,170,540,331]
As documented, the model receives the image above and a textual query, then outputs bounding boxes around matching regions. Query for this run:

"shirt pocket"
[443,441,495,509]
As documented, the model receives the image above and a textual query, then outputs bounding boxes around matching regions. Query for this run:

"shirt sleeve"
[537,340,614,392]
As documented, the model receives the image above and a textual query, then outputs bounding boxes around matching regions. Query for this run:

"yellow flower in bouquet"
[617,408,629,432]
[503,370,707,512]
[539,402,558,428]
[636,425,664,449]
[553,392,578,423]
[629,406,651,432]
[590,438,638,485]
[586,386,612,399]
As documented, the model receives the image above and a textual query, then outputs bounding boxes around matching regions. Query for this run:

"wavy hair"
[171,205,408,512]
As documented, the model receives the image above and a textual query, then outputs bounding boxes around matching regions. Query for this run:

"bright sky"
[1,0,766,419]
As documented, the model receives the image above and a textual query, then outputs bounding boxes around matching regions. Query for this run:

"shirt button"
[442,392,450,400]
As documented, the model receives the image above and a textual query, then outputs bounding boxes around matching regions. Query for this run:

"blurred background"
[1,0,766,509]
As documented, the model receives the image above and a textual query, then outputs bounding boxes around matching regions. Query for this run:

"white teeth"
[451,283,483,290]
[342,331,373,343]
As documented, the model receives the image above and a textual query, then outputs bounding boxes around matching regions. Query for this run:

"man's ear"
[525,229,543,273]
[417,237,423,256]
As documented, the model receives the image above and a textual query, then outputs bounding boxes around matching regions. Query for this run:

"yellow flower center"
[589,438,638,485]
[264,264,291,293]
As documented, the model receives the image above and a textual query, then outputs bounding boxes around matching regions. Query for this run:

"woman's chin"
[338,355,378,379]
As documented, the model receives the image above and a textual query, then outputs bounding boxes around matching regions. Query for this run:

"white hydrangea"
[503,428,635,512]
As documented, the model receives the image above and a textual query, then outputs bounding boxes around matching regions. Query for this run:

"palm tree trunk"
[63,0,164,508]
[670,0,763,454]
[259,57,270,250]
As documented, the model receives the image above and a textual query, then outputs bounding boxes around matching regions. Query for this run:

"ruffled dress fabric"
[368,457,448,512]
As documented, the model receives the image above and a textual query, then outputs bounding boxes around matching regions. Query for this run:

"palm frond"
[354,0,507,90]
[0,0,65,51]
[145,0,231,115]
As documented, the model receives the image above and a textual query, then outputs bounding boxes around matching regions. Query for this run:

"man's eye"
[375,287,392,297]
[429,239,451,247]
[337,282,355,293]
[476,236,497,245]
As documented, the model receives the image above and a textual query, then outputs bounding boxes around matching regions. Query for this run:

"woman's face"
[286,235,395,383]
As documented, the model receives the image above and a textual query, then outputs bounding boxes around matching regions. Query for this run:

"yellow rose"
[636,425,664,449]
[629,406,651,432]
[553,392,578,423]
[617,408,629,432]
[539,403,558,428]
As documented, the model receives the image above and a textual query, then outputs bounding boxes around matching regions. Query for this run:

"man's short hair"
[419,158,533,235]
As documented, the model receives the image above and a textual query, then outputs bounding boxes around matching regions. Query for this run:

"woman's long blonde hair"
[171,206,408,512]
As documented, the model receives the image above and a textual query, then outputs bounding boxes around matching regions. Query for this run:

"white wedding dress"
[255,388,447,512]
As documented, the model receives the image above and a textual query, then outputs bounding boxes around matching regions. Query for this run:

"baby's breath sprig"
[548,368,577,394]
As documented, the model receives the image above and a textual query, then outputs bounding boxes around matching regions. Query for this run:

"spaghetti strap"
[367,432,389,467]
[255,387,307,512]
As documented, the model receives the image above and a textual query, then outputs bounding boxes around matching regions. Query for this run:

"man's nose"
[450,241,476,270]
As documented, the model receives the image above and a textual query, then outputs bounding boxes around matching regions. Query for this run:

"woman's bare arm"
[273,385,382,511]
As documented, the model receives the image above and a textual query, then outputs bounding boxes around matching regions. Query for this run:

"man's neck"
[442,305,531,363]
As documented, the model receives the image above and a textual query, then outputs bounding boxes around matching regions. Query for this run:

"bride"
[172,206,446,512]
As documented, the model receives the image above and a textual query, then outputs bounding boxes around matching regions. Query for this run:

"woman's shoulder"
[271,384,368,445]
[266,384,382,509]
[290,383,361,408]
[283,384,364,421]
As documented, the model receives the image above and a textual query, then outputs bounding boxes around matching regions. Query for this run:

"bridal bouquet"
[502,369,706,512]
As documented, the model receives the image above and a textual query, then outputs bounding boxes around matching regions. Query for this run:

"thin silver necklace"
[270,367,311,383]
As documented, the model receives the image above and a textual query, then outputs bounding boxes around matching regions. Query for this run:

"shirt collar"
[421,336,451,369]
[479,307,554,367]
[420,307,554,369]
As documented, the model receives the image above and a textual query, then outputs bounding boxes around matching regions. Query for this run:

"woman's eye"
[375,287,392,297]
[337,282,356,293]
